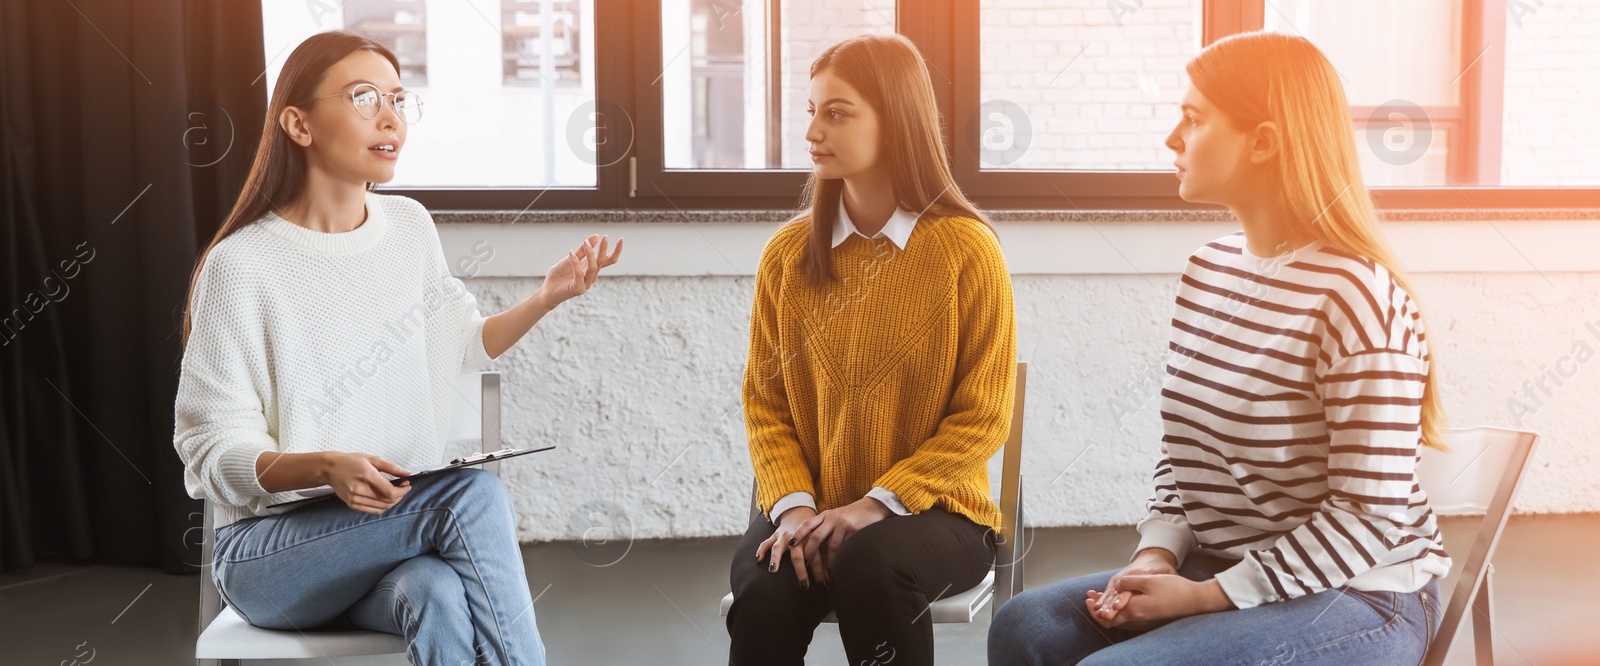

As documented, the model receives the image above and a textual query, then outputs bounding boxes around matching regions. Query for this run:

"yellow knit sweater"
[742,213,1017,532]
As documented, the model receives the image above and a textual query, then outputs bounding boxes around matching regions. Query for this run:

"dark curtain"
[1,1,266,574]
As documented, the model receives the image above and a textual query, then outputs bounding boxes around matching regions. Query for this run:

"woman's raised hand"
[538,234,624,308]
[323,452,413,516]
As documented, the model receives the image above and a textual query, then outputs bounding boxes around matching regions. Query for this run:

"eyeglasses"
[303,83,424,124]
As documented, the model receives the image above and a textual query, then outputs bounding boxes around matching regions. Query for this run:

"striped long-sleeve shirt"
[1135,232,1451,609]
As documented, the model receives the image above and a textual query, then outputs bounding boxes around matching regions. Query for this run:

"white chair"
[1419,426,1540,666]
[195,371,505,665]
[719,362,1029,624]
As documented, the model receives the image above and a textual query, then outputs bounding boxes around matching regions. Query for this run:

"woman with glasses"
[172,31,620,665]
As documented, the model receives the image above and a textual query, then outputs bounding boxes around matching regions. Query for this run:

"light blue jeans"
[213,468,545,666]
[988,550,1441,666]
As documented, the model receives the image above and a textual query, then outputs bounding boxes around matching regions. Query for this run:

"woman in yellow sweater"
[726,34,1017,666]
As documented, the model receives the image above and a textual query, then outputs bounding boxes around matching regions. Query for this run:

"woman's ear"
[1248,120,1281,166]
[279,106,313,148]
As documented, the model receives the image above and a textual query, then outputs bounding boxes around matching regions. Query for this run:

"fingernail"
[788,537,795,546]
[800,580,809,590]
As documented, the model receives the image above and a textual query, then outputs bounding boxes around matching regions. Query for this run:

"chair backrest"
[1418,426,1539,666]
[990,361,1028,615]
[1418,426,1536,515]
[198,371,503,637]
[447,371,502,473]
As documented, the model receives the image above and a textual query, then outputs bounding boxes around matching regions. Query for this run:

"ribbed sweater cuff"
[752,450,816,518]
[1214,557,1277,609]
[874,469,935,514]
[1133,518,1196,566]
[215,444,274,504]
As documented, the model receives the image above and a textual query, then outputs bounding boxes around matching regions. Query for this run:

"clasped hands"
[1085,548,1234,631]
[754,497,893,589]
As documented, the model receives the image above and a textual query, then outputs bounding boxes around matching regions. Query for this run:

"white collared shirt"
[831,198,919,250]
[767,198,920,524]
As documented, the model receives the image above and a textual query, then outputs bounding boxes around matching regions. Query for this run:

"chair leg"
[1472,564,1495,666]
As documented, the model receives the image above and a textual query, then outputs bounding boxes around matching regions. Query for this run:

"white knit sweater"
[174,192,494,529]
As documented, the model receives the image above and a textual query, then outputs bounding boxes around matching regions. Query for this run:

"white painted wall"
[437,214,1600,543]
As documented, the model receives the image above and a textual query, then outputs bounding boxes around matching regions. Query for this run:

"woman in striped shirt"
[989,32,1450,665]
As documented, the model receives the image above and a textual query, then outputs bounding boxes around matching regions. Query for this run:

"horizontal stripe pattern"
[1136,232,1450,607]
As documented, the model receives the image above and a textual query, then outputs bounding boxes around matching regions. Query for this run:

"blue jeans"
[213,468,545,666]
[988,550,1441,666]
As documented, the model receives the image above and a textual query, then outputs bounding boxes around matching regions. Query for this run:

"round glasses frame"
[301,83,423,124]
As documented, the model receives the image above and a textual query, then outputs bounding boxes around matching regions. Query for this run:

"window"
[1264,0,1463,187]
[345,0,429,85]
[1267,0,1600,188]
[262,0,598,190]
[977,0,1201,171]
[950,0,1600,207]
[1500,1,1600,186]
[502,0,584,87]
[659,0,897,170]
[264,0,1600,209]
[971,0,1471,184]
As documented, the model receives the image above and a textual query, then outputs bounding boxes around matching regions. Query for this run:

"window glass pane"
[344,0,430,85]
[1357,126,1452,188]
[1265,0,1459,186]
[1501,1,1600,186]
[262,0,598,188]
[1265,0,1460,108]
[503,1,585,87]
[978,0,1201,171]
[1269,0,1600,187]
[661,0,896,170]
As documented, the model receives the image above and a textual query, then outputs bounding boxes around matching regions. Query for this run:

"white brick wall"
[461,269,1600,543]
[437,217,1600,543]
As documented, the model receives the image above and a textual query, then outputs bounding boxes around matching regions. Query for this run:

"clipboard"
[266,445,556,509]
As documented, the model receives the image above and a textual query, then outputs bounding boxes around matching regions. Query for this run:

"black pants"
[725,507,994,666]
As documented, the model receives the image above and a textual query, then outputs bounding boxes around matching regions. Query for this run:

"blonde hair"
[1187,31,1448,450]
[795,34,992,286]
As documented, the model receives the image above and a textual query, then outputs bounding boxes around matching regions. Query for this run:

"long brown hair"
[796,34,993,286]
[1187,32,1448,450]
[180,31,399,347]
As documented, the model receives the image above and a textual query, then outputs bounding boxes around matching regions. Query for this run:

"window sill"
[432,207,1600,225]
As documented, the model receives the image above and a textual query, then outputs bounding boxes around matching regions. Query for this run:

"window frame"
[626,0,808,209]
[394,0,634,210]
[944,0,1600,209]
[387,0,1600,211]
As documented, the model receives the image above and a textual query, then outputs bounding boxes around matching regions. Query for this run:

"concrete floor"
[3,514,1597,665]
